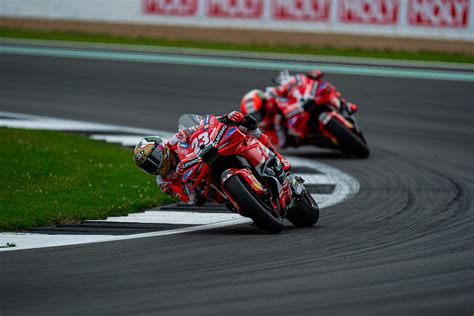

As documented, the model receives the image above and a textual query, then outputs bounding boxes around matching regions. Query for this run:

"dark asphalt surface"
[0,53,473,315]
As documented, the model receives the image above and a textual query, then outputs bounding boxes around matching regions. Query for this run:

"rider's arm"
[276,76,298,96]
[220,111,278,151]
[156,176,204,205]
[167,129,192,151]
[156,176,190,203]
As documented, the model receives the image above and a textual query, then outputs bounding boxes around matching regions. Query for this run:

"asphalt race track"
[0,50,473,315]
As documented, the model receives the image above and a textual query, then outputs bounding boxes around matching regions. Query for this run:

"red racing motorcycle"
[177,114,319,233]
[274,71,370,158]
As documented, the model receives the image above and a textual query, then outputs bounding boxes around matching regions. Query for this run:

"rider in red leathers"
[241,69,324,149]
[133,111,291,206]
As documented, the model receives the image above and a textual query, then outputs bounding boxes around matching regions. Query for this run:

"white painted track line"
[290,158,359,208]
[0,218,251,252]
[94,211,242,225]
[90,135,145,147]
[0,233,114,250]
[0,111,174,138]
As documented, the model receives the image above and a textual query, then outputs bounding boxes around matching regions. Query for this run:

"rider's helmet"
[133,136,177,177]
[240,89,265,122]
[306,69,324,80]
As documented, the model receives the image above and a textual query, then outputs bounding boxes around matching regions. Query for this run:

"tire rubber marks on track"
[0,112,359,251]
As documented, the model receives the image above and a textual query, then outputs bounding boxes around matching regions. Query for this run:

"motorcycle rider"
[240,69,324,148]
[133,111,291,205]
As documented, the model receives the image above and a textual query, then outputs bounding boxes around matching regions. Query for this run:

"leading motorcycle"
[177,114,319,233]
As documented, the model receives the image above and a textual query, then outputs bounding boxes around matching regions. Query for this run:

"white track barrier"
[1,0,473,41]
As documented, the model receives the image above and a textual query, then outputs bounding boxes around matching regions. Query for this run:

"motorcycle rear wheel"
[224,175,284,234]
[287,192,319,227]
[326,118,370,158]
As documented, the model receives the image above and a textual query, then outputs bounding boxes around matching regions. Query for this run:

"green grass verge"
[1,27,473,64]
[0,128,176,231]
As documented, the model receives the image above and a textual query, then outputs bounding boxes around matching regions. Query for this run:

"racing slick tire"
[326,118,370,158]
[224,175,284,234]
[287,191,319,227]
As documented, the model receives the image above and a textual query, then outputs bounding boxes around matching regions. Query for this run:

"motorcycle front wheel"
[223,175,284,234]
[326,118,370,158]
[287,191,319,227]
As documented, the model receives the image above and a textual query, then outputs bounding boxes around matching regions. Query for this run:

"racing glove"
[219,111,258,130]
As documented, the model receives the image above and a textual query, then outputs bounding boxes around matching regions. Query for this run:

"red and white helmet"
[306,69,324,80]
[240,89,265,122]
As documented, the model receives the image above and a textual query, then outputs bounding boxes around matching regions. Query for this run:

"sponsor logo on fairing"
[213,125,228,145]
[183,168,194,180]
[271,0,331,21]
[182,157,200,169]
[408,0,470,28]
[143,0,198,15]
[224,127,237,139]
[206,0,264,18]
[338,0,400,24]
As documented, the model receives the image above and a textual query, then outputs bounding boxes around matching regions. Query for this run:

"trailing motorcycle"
[274,70,370,158]
[177,114,319,233]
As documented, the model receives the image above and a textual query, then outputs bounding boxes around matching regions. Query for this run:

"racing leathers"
[156,111,291,205]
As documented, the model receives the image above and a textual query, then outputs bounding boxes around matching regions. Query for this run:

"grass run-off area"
[0,128,176,231]
[1,27,473,64]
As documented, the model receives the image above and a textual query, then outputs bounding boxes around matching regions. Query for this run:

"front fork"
[288,173,306,197]
[287,173,318,210]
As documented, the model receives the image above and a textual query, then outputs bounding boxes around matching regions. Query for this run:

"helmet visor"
[141,157,160,175]
[140,145,164,175]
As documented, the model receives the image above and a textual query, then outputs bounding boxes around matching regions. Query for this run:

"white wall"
[1,0,473,41]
